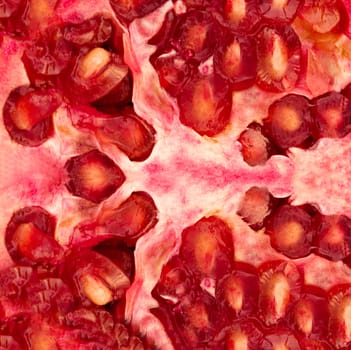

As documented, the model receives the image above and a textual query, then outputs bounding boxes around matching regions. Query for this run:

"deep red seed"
[179,216,234,279]
[238,123,273,166]
[265,204,316,258]
[3,86,61,147]
[256,25,302,92]
[311,91,351,138]
[64,149,126,204]
[178,73,232,136]
[5,206,61,265]
[171,10,220,63]
[78,191,158,246]
[263,93,314,149]
[288,285,330,339]
[258,260,303,326]
[213,33,257,90]
[237,186,274,230]
[216,262,260,318]
[152,53,195,96]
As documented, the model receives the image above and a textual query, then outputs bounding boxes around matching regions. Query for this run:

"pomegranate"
[1,0,351,349]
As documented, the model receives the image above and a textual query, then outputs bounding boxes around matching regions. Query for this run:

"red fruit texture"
[1,0,351,349]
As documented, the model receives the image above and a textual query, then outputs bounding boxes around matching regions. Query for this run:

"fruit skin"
[2,0,351,350]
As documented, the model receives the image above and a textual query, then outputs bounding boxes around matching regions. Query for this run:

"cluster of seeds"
[239,86,351,166]
[152,216,351,349]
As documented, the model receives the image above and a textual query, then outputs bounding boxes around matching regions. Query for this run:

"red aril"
[78,191,158,246]
[152,52,194,96]
[314,214,351,261]
[259,260,303,325]
[256,25,302,92]
[328,284,351,348]
[170,10,220,62]
[216,262,259,318]
[238,123,273,166]
[179,216,234,278]
[237,186,275,229]
[263,93,313,149]
[178,73,232,136]
[288,285,330,339]
[213,34,257,90]
[218,0,260,33]
[3,86,61,146]
[64,149,126,203]
[311,91,351,138]
[265,203,317,258]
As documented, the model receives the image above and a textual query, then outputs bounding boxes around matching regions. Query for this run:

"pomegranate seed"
[213,34,257,90]
[328,284,351,348]
[64,249,130,306]
[173,291,220,346]
[298,0,349,34]
[5,206,61,265]
[261,328,302,349]
[22,28,73,85]
[109,0,168,22]
[83,191,158,246]
[215,320,263,349]
[311,91,351,138]
[263,94,313,149]
[218,0,260,33]
[64,149,125,203]
[265,204,317,258]
[63,16,113,46]
[11,222,63,265]
[259,0,303,24]
[237,186,274,229]
[238,123,273,166]
[216,263,259,318]
[92,72,133,110]
[152,52,194,96]
[92,111,156,161]
[289,285,329,339]
[172,10,220,62]
[178,73,232,136]
[153,256,194,304]
[259,260,303,325]
[94,240,135,280]
[179,216,234,278]
[256,25,301,92]
[3,86,61,147]
[314,215,351,261]
[65,48,129,105]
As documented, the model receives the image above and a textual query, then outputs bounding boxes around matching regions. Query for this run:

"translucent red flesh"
[2,0,351,350]
[178,73,232,136]
[3,86,61,146]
